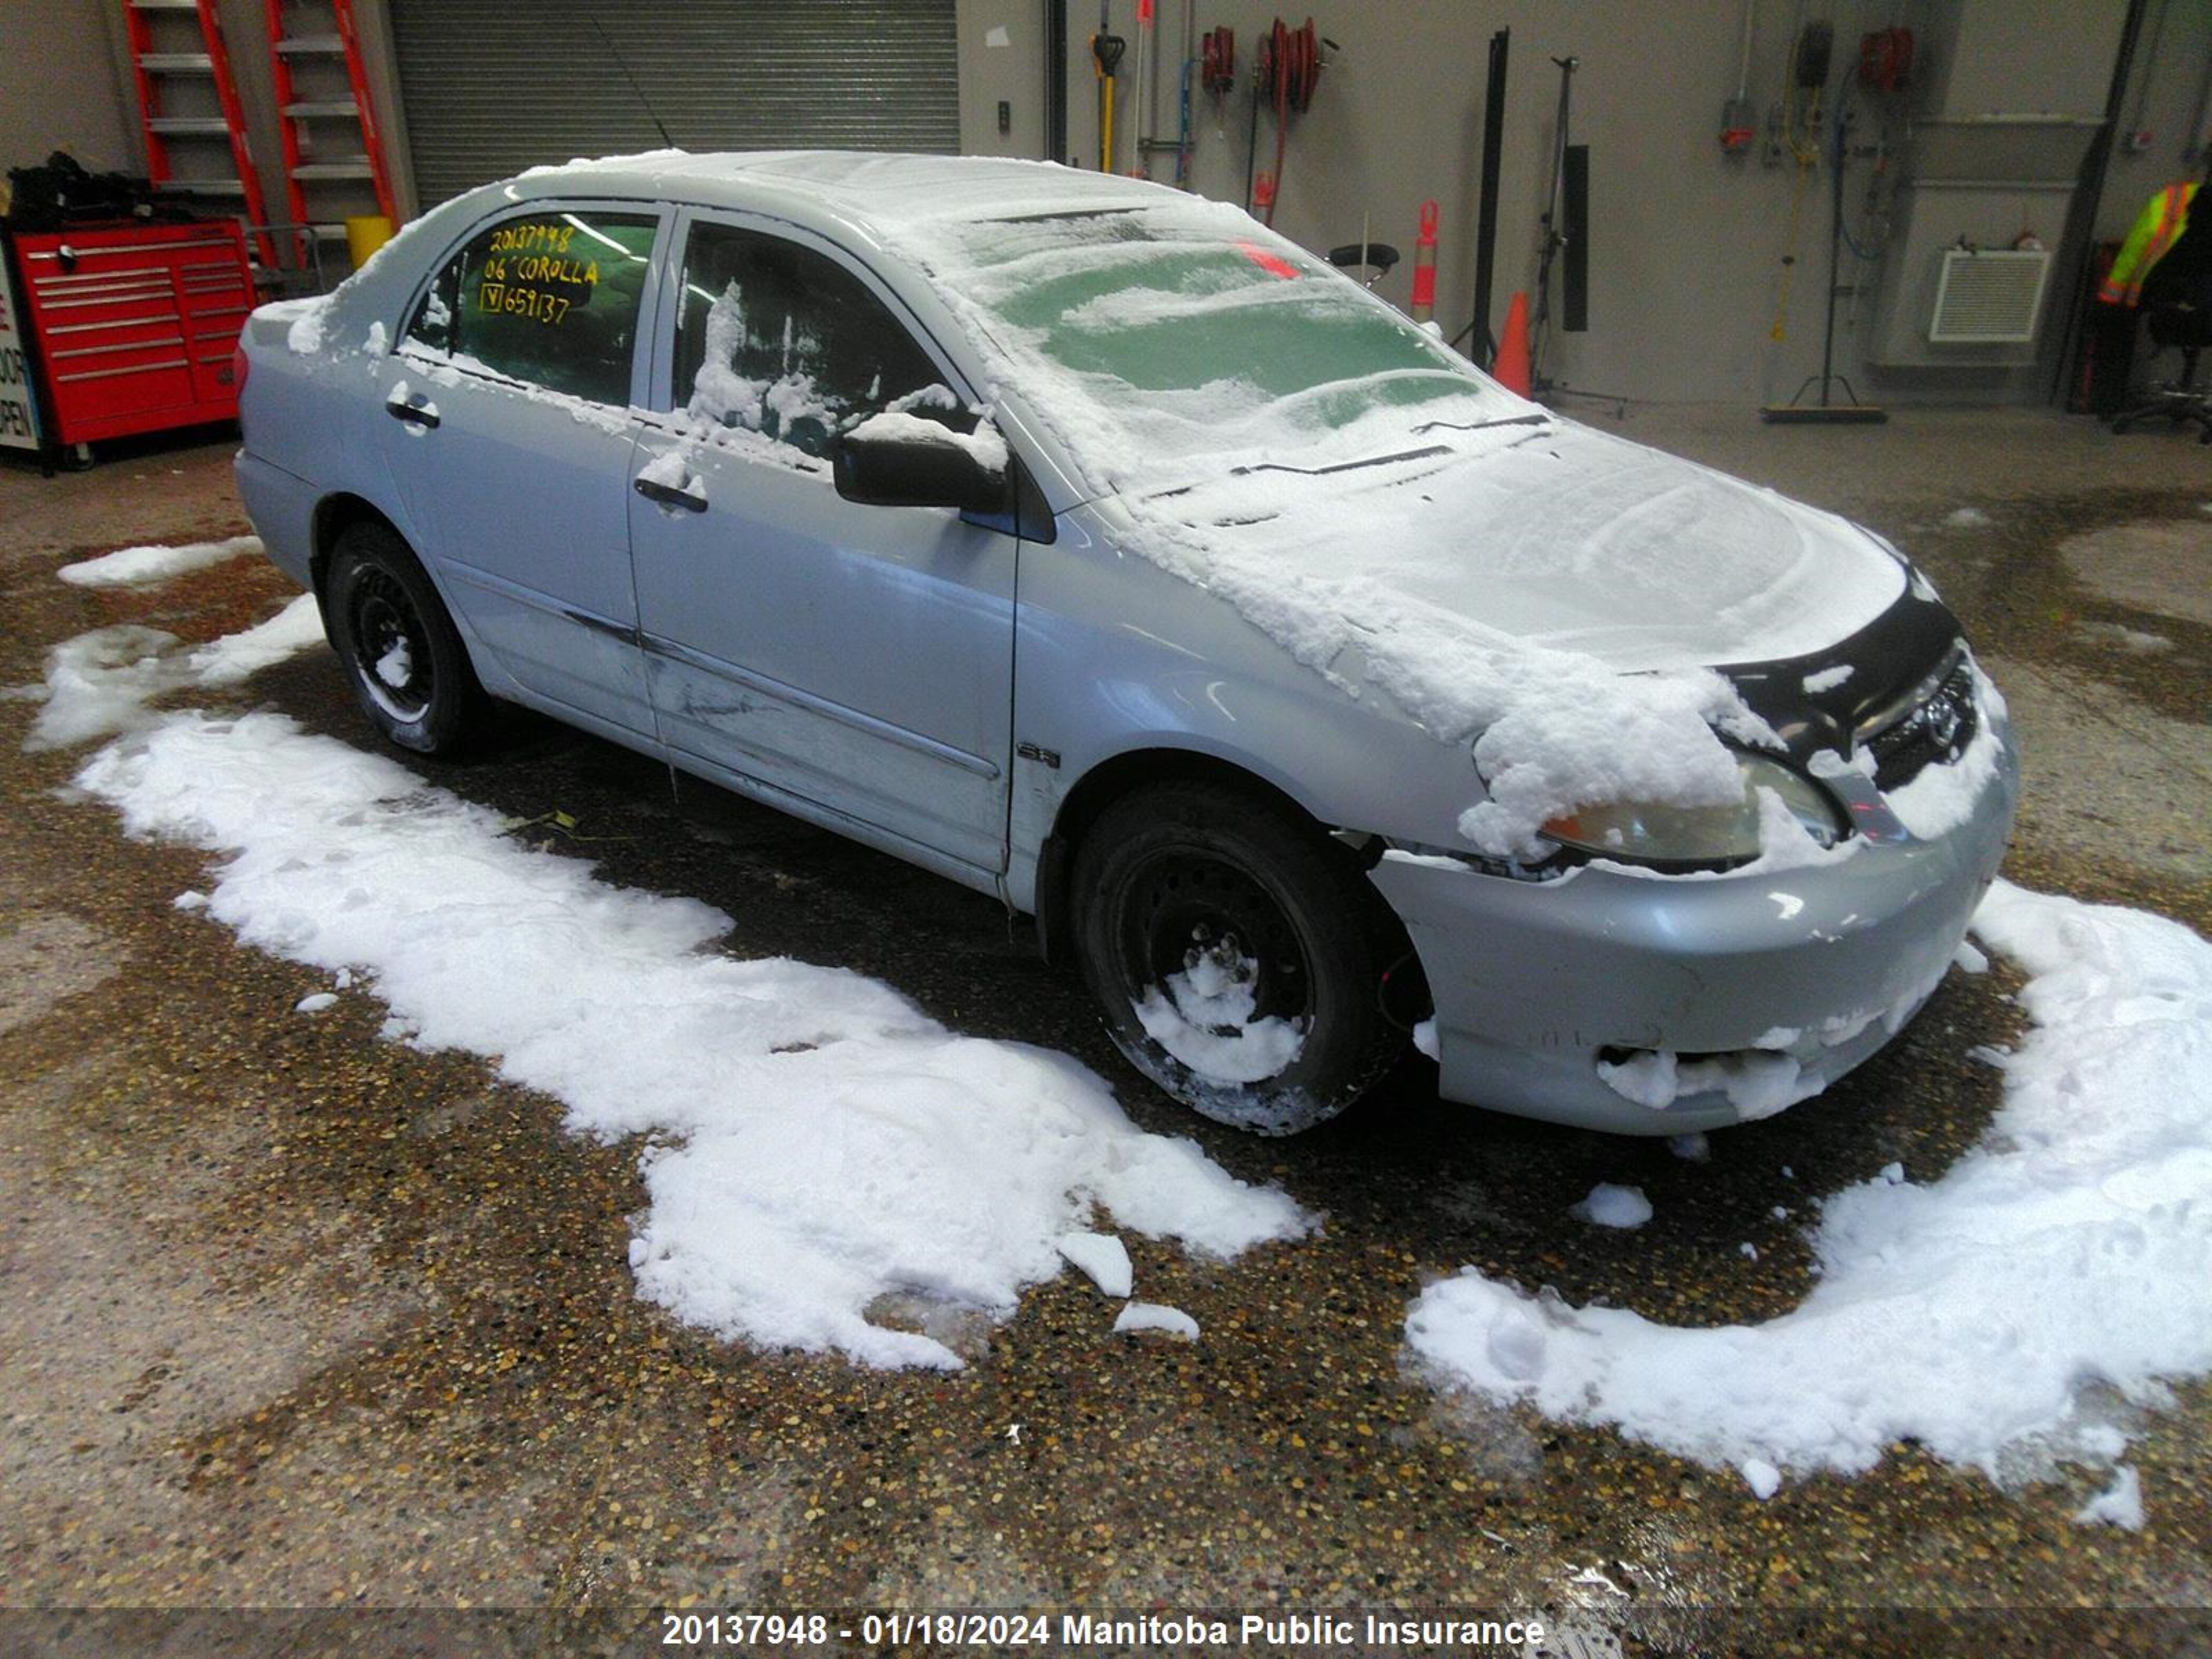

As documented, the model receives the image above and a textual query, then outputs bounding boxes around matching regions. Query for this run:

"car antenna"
[590,17,676,149]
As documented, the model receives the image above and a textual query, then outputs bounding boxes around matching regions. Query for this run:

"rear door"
[379,202,665,738]
[626,211,1016,876]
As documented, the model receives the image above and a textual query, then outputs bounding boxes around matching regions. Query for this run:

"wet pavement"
[0,407,2206,1656]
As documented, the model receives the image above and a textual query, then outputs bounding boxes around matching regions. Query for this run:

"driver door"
[627,213,1016,877]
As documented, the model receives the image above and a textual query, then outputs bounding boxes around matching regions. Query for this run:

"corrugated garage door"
[391,0,960,209]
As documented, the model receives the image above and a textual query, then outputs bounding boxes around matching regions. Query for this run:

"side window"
[406,209,658,405]
[673,223,950,458]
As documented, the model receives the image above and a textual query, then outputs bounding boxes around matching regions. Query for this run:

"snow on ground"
[1057,1232,1134,1299]
[1409,879,2212,1508]
[1944,506,1993,528]
[1571,1184,1653,1230]
[1113,1302,1200,1340]
[22,594,322,751]
[41,606,1306,1371]
[2074,1466,2145,1530]
[57,535,262,589]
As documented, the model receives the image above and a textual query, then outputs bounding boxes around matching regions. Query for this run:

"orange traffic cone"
[1492,290,1531,395]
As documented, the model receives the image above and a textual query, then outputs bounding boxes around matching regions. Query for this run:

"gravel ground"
[0,406,2206,1658]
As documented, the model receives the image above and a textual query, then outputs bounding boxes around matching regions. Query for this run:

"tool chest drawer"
[6,222,254,447]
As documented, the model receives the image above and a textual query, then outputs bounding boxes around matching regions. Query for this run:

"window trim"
[394,198,673,411]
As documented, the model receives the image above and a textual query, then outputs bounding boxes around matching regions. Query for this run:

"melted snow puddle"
[35,607,1306,1369]
[1409,880,2211,1524]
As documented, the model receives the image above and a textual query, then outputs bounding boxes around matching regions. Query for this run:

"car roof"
[504,149,1177,239]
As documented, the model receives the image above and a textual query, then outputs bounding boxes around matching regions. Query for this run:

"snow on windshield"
[897,198,1510,482]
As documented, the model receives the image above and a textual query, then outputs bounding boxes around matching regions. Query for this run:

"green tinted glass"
[451,212,657,404]
[962,213,1468,426]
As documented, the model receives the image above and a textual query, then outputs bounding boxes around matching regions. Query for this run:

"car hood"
[1125,415,1907,676]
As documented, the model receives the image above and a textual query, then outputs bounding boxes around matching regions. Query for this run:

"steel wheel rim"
[1115,849,1311,1035]
[347,567,433,723]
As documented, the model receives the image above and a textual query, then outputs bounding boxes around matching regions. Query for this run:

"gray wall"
[0,0,140,181]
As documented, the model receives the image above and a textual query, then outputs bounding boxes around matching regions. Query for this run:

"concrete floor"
[1,406,2206,1656]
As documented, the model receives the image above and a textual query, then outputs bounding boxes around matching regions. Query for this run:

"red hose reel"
[1253,16,1323,227]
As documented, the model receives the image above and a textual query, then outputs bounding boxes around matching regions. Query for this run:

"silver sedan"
[234,151,2016,1136]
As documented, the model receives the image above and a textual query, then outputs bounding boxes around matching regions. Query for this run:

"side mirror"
[832,414,1010,514]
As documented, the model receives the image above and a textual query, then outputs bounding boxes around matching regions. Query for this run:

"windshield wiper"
[1230,443,1454,478]
[1411,413,1550,435]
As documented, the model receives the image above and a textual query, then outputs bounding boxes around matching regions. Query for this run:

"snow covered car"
[234,151,2016,1137]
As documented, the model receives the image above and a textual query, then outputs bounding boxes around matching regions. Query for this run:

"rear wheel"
[1070,781,1409,1135]
[324,521,487,756]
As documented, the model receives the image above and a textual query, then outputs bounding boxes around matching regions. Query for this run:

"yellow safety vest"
[2099,181,2197,306]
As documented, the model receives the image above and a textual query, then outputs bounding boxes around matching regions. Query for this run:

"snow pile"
[57,535,262,589]
[42,610,1304,1371]
[1571,1184,1653,1229]
[1409,880,2212,1505]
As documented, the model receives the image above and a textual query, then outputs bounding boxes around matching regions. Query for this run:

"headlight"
[1539,754,1846,869]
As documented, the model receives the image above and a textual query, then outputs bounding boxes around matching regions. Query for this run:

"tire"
[324,521,487,756]
[1070,780,1409,1135]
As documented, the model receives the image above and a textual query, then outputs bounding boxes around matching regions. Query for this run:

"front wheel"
[324,521,487,756]
[1070,781,1409,1135]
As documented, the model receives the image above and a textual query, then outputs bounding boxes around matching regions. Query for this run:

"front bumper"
[1370,719,2019,1134]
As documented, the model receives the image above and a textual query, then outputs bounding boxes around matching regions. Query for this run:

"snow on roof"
[523,149,1172,234]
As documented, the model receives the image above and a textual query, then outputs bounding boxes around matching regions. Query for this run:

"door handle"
[385,395,440,429]
[635,474,707,513]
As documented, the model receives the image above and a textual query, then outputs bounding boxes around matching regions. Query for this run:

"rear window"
[406,209,657,406]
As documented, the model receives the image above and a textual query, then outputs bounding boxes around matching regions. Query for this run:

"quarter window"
[405,209,657,406]
[673,223,948,458]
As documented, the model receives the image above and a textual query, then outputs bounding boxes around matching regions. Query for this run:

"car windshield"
[919,203,1520,481]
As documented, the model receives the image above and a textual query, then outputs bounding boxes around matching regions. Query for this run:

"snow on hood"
[1142,415,1906,676]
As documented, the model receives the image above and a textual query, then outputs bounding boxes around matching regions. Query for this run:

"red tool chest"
[5,221,255,450]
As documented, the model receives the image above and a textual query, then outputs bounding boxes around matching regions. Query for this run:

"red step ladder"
[265,0,397,274]
[120,0,277,268]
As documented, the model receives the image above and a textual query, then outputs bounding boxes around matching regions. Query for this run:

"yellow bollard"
[344,214,394,269]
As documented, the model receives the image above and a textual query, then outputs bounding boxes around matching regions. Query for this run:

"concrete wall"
[0,0,140,182]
